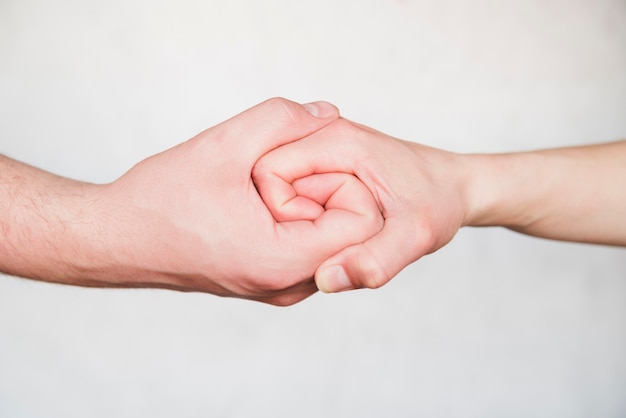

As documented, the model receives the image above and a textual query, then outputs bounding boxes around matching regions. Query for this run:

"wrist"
[460,153,499,227]
[403,140,478,231]
[461,152,543,229]
[41,179,184,289]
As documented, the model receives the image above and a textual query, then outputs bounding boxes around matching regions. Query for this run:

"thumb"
[314,218,424,293]
[211,97,339,166]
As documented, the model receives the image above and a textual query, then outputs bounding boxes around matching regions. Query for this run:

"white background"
[1,1,625,417]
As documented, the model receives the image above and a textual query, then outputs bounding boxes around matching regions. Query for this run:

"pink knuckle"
[264,97,299,124]
[330,118,358,137]
[413,220,437,254]
[252,156,268,172]
[357,263,388,289]
[369,211,385,231]
[327,119,370,156]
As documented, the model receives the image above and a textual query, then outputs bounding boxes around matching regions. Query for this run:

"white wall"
[1,1,625,417]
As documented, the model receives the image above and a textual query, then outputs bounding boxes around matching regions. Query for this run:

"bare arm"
[0,99,383,305]
[0,155,106,285]
[466,141,626,245]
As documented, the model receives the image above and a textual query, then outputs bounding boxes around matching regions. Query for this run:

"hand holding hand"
[0,98,383,305]
[97,99,383,305]
[255,116,626,295]
[254,118,470,293]
[4,97,621,302]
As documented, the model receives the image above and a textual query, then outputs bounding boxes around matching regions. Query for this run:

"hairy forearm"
[463,140,626,245]
[0,155,184,289]
[0,155,108,285]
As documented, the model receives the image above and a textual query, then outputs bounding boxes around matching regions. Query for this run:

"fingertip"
[316,242,394,292]
[232,98,340,162]
[315,265,353,293]
[302,101,339,119]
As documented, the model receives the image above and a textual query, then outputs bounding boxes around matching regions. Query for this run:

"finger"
[276,173,384,260]
[314,217,425,293]
[210,97,340,167]
[253,171,325,222]
[253,119,360,184]
[292,174,356,208]
[298,173,383,221]
[256,172,376,222]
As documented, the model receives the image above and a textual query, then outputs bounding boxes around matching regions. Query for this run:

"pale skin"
[2,98,624,302]
[0,98,384,306]
[252,118,626,293]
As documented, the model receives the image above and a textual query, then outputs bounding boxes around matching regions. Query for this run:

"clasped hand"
[3,98,623,304]
[101,98,388,305]
[99,98,469,305]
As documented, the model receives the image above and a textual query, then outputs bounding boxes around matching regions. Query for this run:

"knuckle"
[360,265,388,289]
[251,158,269,179]
[264,97,299,124]
[367,207,385,232]
[354,249,389,289]
[332,118,360,138]
[327,119,371,157]
[413,218,438,255]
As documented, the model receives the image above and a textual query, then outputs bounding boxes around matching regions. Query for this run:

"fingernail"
[317,265,353,293]
[302,101,338,119]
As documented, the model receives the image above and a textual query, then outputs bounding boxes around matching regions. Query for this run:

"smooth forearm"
[463,140,626,245]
